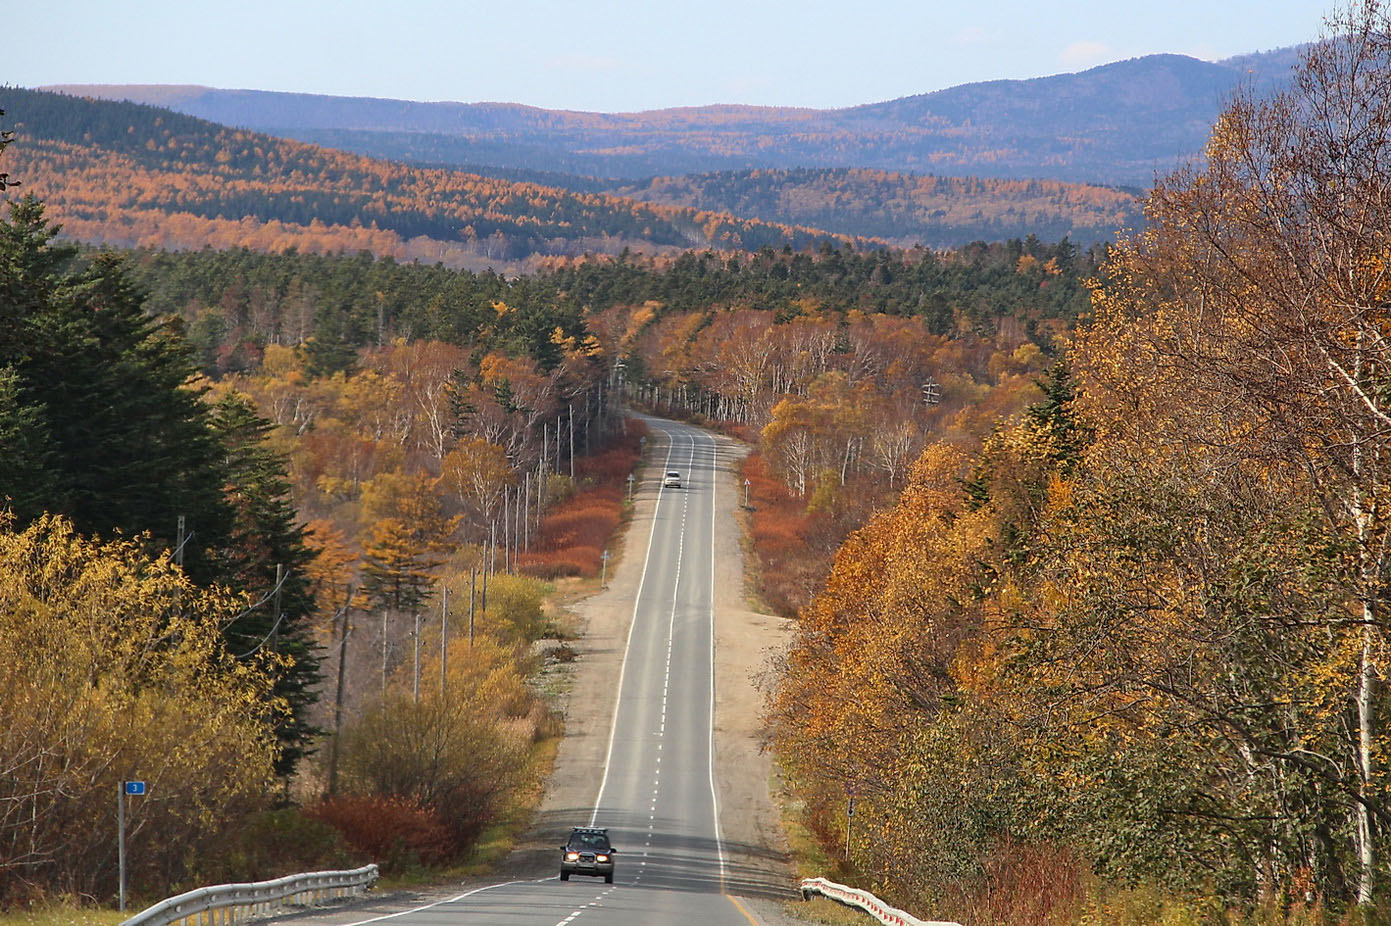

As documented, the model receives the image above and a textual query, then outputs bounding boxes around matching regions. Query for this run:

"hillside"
[607,168,1140,248]
[0,88,849,270]
[48,46,1306,186]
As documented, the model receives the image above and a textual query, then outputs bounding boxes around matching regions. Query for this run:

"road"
[333,418,769,926]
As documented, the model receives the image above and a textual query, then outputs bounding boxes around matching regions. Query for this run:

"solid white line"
[336,878,544,926]
[705,429,731,895]
[588,428,679,827]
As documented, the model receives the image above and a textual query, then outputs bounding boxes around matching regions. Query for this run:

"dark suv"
[560,827,616,883]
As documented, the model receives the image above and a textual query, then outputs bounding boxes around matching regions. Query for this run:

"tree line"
[768,8,1391,921]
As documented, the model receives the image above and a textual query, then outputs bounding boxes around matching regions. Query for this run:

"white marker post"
[119,780,146,911]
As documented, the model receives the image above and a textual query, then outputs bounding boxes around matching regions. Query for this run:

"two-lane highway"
[334,418,762,926]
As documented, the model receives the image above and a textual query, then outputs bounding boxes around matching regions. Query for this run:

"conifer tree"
[209,393,324,774]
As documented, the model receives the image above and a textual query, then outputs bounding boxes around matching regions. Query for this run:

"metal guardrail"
[800,877,962,926]
[120,864,379,926]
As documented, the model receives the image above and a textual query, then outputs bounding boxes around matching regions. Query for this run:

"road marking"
[335,878,546,926]
[728,894,762,926]
[588,431,680,826]
[704,431,739,912]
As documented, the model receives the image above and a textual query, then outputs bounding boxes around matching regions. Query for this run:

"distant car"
[560,826,616,883]
[663,471,682,488]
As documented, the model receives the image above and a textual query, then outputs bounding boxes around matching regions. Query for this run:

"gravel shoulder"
[267,422,805,926]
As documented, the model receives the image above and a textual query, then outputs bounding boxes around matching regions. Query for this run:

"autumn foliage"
[0,88,858,272]
[768,10,1391,920]
[306,796,454,870]
[520,423,644,579]
[0,516,278,905]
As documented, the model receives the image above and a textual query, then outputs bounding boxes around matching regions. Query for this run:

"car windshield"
[569,832,609,850]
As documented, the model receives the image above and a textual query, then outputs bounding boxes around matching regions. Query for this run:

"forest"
[0,88,1145,271]
[0,88,851,273]
[608,167,1140,248]
[764,9,1391,924]
[7,9,1391,921]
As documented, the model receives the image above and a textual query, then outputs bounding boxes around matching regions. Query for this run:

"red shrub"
[305,795,456,870]
[742,452,830,615]
[519,427,641,578]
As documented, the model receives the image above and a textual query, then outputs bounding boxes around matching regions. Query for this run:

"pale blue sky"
[13,0,1334,112]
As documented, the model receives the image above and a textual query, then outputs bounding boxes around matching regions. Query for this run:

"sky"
[13,0,1336,112]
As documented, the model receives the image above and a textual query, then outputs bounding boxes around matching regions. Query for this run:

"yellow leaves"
[0,515,278,883]
[580,333,605,358]
[548,326,576,351]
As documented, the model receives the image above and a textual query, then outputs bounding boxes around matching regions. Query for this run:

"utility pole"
[381,611,389,695]
[271,563,283,651]
[412,612,421,704]
[481,558,489,627]
[329,585,353,797]
[440,586,449,697]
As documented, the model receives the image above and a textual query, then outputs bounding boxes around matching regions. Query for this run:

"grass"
[0,909,127,926]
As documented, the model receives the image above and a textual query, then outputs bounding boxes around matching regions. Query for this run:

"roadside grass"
[0,909,127,926]
[768,767,874,924]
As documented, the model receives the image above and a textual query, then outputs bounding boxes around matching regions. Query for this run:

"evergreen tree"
[1023,356,1091,473]
[209,393,324,775]
[0,199,323,776]
[0,198,230,577]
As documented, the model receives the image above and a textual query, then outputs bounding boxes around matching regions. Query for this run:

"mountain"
[47,46,1306,186]
[607,168,1140,249]
[0,88,852,271]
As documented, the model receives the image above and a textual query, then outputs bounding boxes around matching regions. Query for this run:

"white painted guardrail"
[120,864,379,926]
[800,877,962,926]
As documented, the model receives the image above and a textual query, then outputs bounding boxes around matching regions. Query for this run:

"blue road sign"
[124,781,146,796]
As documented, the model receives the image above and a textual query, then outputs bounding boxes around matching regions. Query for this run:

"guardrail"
[120,864,379,926]
[800,877,962,926]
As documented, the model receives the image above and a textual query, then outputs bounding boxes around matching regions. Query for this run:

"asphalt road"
[332,418,766,926]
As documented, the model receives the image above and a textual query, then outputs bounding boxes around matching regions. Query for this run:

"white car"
[663,471,682,488]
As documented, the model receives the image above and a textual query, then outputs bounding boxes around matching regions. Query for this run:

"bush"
[199,808,354,884]
[332,638,546,860]
[306,796,453,872]
[519,426,639,579]
[478,573,548,642]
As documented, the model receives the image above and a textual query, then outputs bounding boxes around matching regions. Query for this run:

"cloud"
[1059,40,1113,70]
[952,26,1001,46]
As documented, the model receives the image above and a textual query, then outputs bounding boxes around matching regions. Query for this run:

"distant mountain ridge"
[0,88,852,272]
[47,45,1307,186]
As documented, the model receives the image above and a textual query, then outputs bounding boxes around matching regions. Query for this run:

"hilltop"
[0,88,850,271]
[49,46,1306,187]
[1,88,1141,257]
